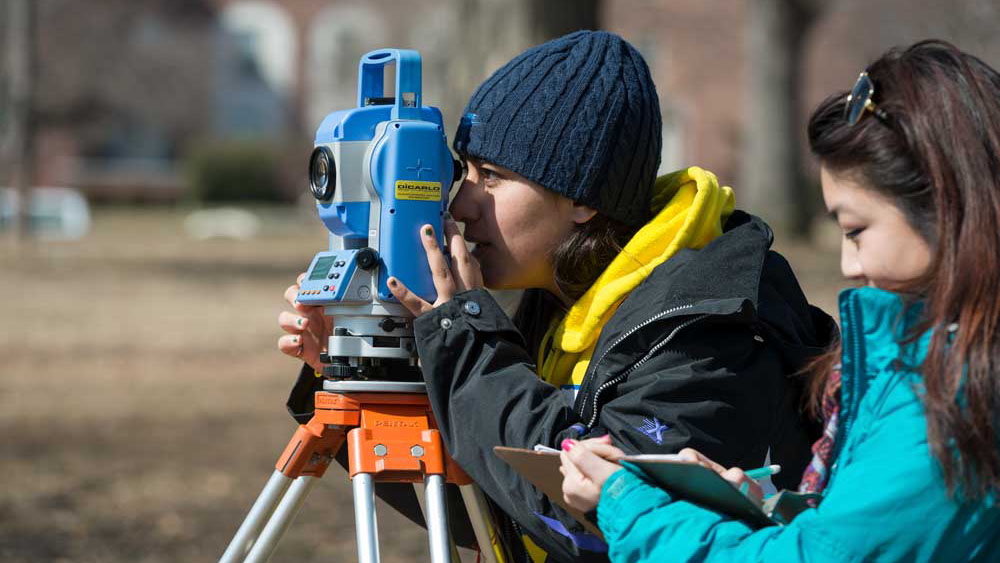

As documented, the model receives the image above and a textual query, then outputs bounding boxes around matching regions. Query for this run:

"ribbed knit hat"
[454,30,662,227]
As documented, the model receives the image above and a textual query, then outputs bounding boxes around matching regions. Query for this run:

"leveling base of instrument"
[219,381,506,563]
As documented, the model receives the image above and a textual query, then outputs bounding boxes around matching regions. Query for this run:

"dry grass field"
[0,206,841,562]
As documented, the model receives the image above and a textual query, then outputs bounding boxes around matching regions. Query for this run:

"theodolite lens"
[309,147,335,200]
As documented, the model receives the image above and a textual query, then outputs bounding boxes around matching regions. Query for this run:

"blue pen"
[744,464,781,480]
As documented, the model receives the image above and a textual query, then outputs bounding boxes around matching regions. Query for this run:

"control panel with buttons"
[297,250,363,305]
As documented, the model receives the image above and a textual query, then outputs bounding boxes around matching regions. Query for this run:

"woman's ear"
[571,203,598,225]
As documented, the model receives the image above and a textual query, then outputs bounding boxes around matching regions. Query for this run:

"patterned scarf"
[799,365,843,494]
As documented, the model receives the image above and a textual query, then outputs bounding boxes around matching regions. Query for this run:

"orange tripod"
[220,381,505,563]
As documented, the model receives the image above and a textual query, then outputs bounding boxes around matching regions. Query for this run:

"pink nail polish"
[561,439,575,451]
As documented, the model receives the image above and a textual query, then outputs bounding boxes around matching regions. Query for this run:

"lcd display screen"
[309,256,337,281]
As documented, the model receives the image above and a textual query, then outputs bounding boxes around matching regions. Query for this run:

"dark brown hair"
[513,213,638,354]
[807,40,1000,497]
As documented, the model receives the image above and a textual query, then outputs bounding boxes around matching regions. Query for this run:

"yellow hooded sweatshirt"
[536,166,735,395]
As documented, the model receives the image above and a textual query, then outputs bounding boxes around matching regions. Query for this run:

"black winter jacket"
[287,211,835,562]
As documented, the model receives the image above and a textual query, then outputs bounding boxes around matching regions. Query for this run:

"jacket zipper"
[583,311,709,428]
[576,304,695,418]
[828,291,864,484]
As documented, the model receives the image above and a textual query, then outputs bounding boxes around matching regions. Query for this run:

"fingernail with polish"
[388,278,397,287]
[424,226,433,236]
[292,336,299,344]
[561,439,576,452]
[297,318,304,327]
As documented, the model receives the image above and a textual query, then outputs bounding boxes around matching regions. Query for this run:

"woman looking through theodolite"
[277,30,834,562]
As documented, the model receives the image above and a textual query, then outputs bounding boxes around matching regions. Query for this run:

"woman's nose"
[840,242,864,281]
[449,176,479,223]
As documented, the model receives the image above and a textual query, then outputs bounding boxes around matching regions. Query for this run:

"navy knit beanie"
[454,30,662,227]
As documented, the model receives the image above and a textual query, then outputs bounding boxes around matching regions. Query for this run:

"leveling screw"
[374,444,388,456]
[410,445,425,457]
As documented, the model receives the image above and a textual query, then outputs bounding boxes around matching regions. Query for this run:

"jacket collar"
[553,167,734,353]
[608,210,774,327]
[837,287,930,428]
[598,210,835,371]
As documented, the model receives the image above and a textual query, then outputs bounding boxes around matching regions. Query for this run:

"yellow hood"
[539,167,734,388]
[555,166,735,352]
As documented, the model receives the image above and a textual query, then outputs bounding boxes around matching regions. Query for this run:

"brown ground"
[0,206,841,562]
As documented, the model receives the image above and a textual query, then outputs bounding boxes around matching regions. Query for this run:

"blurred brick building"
[19,0,1000,207]
[208,0,1000,190]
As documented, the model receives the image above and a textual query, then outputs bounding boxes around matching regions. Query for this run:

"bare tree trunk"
[5,0,36,242]
[444,0,600,135]
[529,0,601,42]
[742,0,822,236]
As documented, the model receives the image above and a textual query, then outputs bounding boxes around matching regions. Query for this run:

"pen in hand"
[744,464,781,481]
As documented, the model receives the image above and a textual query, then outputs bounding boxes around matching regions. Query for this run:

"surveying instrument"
[220,50,506,563]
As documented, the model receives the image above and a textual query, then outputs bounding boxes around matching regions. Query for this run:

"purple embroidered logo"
[637,417,669,444]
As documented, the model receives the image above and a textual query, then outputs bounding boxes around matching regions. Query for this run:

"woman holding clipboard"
[560,40,1000,562]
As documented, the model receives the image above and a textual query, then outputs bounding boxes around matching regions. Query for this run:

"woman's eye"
[482,169,499,181]
[844,227,865,241]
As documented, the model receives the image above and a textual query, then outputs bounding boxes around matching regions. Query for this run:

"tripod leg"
[352,473,381,563]
[219,471,293,563]
[458,484,508,563]
[424,474,453,563]
[413,484,463,562]
[243,476,319,563]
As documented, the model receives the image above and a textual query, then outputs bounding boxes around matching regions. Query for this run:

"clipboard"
[494,446,820,532]
[493,446,605,538]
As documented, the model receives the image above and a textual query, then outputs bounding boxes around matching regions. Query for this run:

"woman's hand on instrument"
[559,436,627,512]
[277,272,332,371]
[388,217,484,316]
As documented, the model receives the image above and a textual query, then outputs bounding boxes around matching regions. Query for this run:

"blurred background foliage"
[184,139,298,203]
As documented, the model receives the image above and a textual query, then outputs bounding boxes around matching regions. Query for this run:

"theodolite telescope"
[297,48,461,381]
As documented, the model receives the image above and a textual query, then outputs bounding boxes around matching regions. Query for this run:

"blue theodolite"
[220,50,507,563]
[297,48,461,380]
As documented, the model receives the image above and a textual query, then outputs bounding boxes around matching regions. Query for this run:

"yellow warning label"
[395,180,442,201]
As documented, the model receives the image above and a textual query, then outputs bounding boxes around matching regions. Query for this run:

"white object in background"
[0,187,92,240]
[183,207,261,240]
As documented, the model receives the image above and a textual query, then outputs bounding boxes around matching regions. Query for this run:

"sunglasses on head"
[844,71,891,125]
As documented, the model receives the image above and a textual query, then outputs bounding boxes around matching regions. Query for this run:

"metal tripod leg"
[219,471,293,562]
[352,473,381,563]
[459,484,507,563]
[353,473,454,563]
[424,474,451,563]
[241,475,319,563]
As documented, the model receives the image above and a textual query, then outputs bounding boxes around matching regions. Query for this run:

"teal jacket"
[596,287,1000,562]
